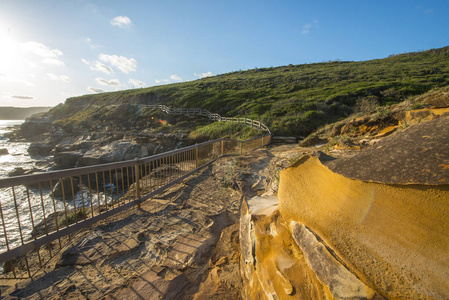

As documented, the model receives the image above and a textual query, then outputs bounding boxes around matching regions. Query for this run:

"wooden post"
[221,139,224,156]
[135,164,141,209]
[196,147,199,168]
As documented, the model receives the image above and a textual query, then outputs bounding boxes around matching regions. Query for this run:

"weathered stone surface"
[8,167,26,177]
[240,196,332,299]
[28,142,53,156]
[299,135,328,147]
[326,116,449,184]
[78,140,144,166]
[279,155,449,299]
[291,222,375,299]
[53,151,83,168]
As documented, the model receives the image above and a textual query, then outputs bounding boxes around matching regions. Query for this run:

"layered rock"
[240,195,381,300]
[240,117,449,299]
[276,115,449,300]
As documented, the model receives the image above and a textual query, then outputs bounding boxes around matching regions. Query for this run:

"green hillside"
[55,46,449,136]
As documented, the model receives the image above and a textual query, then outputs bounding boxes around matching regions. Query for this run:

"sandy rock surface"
[2,144,304,299]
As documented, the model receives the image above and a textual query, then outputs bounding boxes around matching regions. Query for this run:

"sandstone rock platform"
[326,116,449,184]
[278,119,449,299]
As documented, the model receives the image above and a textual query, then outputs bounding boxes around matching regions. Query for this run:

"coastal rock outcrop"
[239,117,449,299]
[275,118,449,299]
[77,140,149,166]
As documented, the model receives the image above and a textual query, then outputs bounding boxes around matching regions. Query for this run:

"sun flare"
[0,29,21,75]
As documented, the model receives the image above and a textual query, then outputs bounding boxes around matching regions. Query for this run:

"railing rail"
[140,104,271,134]
[0,134,271,279]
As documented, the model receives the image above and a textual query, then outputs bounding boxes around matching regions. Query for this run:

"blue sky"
[1,0,448,107]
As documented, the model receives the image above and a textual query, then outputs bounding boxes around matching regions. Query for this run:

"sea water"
[0,120,35,178]
[0,121,107,252]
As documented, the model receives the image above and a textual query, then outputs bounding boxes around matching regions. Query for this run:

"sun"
[0,27,22,75]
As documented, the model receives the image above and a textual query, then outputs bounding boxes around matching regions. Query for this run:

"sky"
[0,0,448,108]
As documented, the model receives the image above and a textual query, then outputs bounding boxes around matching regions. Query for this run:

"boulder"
[0,148,8,155]
[8,167,26,177]
[53,177,80,199]
[78,140,144,166]
[28,142,53,156]
[54,151,84,169]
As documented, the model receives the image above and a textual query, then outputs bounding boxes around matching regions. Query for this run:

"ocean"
[0,120,35,178]
[0,121,106,252]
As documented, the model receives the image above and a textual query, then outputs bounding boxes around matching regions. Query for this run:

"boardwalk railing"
[0,134,271,279]
[141,105,271,134]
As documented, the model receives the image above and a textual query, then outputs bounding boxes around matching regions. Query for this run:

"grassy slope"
[56,46,449,136]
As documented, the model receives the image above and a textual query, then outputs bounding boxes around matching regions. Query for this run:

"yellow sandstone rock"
[278,156,449,299]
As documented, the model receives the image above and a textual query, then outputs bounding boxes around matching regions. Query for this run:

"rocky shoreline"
[4,105,202,176]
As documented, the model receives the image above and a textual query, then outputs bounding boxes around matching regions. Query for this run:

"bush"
[58,208,89,227]
[189,122,264,142]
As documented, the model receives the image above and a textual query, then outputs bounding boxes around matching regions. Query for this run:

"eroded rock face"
[240,196,333,299]
[278,155,449,299]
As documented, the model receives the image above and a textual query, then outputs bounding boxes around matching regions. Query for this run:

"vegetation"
[58,208,89,227]
[50,46,449,136]
[189,122,264,142]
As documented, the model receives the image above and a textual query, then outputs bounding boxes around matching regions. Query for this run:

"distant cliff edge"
[0,106,52,120]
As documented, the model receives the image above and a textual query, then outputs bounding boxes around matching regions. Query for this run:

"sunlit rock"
[278,155,449,299]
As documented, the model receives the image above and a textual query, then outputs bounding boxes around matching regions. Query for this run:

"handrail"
[140,104,271,134]
[0,133,271,279]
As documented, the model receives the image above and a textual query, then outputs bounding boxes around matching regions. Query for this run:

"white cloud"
[22,41,63,57]
[92,61,114,74]
[301,19,318,35]
[194,71,213,78]
[82,58,114,74]
[95,77,121,87]
[85,37,101,49]
[12,95,34,100]
[155,79,170,85]
[99,54,136,73]
[47,73,71,83]
[170,74,182,81]
[42,58,65,66]
[110,16,132,28]
[129,78,146,88]
[22,41,65,66]
[87,86,104,93]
